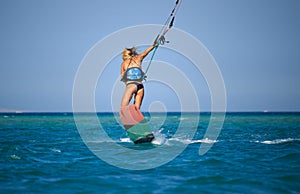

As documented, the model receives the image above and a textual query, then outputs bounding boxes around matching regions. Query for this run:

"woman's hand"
[153,35,166,46]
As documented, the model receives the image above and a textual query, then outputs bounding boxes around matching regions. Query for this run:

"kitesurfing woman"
[120,42,158,109]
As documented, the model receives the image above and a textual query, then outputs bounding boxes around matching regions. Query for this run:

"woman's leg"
[134,88,144,109]
[121,84,137,107]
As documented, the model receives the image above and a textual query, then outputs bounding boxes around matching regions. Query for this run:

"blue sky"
[0,0,300,112]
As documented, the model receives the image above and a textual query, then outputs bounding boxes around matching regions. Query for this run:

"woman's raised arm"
[137,45,156,61]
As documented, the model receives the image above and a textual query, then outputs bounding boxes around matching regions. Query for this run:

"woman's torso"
[123,57,144,84]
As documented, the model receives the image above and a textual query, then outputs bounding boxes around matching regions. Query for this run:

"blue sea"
[1,112,300,193]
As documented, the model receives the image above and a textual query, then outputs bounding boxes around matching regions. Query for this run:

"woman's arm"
[137,45,156,61]
[120,61,125,77]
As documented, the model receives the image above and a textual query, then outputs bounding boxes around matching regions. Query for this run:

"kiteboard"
[120,104,154,144]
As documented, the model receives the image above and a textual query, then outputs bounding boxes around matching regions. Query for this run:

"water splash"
[261,138,300,145]
[152,130,167,145]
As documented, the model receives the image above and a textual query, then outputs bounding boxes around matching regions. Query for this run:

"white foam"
[10,154,21,160]
[151,139,164,145]
[261,138,299,144]
[169,137,218,144]
[120,138,132,143]
[50,148,61,153]
[191,138,219,144]
[168,138,192,144]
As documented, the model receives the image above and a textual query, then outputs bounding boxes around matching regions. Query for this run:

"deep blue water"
[0,112,300,193]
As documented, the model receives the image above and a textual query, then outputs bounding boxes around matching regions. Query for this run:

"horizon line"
[1,110,300,114]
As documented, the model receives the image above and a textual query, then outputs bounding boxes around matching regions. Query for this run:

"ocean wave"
[10,154,21,160]
[261,138,300,145]
[49,148,62,153]
[119,136,218,145]
[274,152,300,161]
[169,137,218,144]
[86,139,116,144]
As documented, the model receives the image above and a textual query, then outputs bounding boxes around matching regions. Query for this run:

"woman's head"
[122,47,138,60]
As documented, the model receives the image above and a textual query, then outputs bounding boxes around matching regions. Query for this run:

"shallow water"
[1,112,299,193]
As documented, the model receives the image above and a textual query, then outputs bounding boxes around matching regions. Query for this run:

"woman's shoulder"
[121,60,129,69]
[134,55,143,62]
[122,58,130,64]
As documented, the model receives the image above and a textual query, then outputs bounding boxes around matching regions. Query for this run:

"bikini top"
[121,58,144,82]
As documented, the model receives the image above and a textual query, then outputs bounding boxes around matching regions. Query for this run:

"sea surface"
[0,112,300,193]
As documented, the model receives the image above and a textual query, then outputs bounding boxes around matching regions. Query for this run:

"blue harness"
[122,67,144,82]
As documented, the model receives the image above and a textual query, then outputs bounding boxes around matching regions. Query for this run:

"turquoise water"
[1,112,300,193]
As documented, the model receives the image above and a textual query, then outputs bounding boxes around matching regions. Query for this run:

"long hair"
[122,47,138,60]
